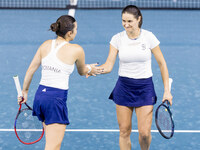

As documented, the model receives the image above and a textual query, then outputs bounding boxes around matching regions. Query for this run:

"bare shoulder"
[39,40,52,49]
[39,40,52,57]
[68,43,83,50]
[67,43,84,54]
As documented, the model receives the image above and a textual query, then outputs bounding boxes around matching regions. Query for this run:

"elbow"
[158,61,167,69]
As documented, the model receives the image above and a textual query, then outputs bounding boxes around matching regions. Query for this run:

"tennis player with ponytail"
[18,15,103,150]
[99,5,173,150]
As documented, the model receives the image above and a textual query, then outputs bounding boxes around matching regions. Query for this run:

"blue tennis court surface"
[0,9,200,149]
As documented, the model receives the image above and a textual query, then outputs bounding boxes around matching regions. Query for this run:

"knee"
[139,131,151,141]
[119,125,132,138]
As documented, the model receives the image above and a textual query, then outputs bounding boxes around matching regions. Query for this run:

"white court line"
[0,129,200,133]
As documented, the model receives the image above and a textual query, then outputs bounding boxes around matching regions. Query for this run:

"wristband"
[86,64,92,73]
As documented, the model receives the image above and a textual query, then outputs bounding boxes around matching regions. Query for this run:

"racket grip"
[13,75,23,97]
[169,78,173,92]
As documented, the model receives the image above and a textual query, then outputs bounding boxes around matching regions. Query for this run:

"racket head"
[14,103,44,145]
[155,101,175,139]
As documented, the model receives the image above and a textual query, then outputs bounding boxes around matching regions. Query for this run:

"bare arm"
[75,46,88,75]
[19,45,42,103]
[152,45,173,105]
[75,45,102,76]
[23,49,41,90]
[100,44,118,74]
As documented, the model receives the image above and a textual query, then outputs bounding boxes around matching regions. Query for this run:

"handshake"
[85,63,105,78]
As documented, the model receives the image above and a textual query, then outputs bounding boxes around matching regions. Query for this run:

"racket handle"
[169,78,173,92]
[13,75,23,97]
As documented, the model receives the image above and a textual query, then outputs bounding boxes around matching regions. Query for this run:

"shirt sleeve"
[110,34,119,50]
[148,32,160,50]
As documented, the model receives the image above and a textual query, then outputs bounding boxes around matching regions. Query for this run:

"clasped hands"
[86,63,104,78]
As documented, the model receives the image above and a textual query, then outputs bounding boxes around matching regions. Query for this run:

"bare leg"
[44,123,66,150]
[43,122,46,131]
[116,104,133,150]
[135,105,153,150]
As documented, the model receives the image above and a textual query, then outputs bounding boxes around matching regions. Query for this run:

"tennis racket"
[155,78,174,139]
[13,75,44,145]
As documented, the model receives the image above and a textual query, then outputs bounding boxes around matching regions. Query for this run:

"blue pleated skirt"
[32,85,69,125]
[109,76,157,107]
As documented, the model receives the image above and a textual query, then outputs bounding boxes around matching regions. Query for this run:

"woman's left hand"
[162,91,173,105]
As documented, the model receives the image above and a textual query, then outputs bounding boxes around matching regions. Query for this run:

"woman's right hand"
[162,91,173,106]
[86,63,104,77]
[17,90,28,104]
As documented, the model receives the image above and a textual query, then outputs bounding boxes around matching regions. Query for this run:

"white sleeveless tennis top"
[40,40,74,90]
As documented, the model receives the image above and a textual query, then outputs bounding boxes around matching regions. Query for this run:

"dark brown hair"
[50,15,76,38]
[122,5,143,28]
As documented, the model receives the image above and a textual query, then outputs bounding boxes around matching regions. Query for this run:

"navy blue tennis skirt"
[109,76,157,107]
[32,85,69,125]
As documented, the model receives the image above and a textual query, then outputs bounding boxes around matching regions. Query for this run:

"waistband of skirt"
[37,84,68,96]
[118,76,153,85]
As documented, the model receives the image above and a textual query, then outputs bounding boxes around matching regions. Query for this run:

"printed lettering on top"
[42,65,61,73]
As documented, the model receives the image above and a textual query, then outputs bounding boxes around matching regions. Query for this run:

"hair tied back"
[50,22,60,32]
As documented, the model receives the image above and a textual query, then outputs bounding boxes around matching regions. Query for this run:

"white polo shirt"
[110,29,160,79]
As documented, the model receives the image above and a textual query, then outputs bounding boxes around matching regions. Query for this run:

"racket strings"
[16,109,43,143]
[157,106,173,137]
